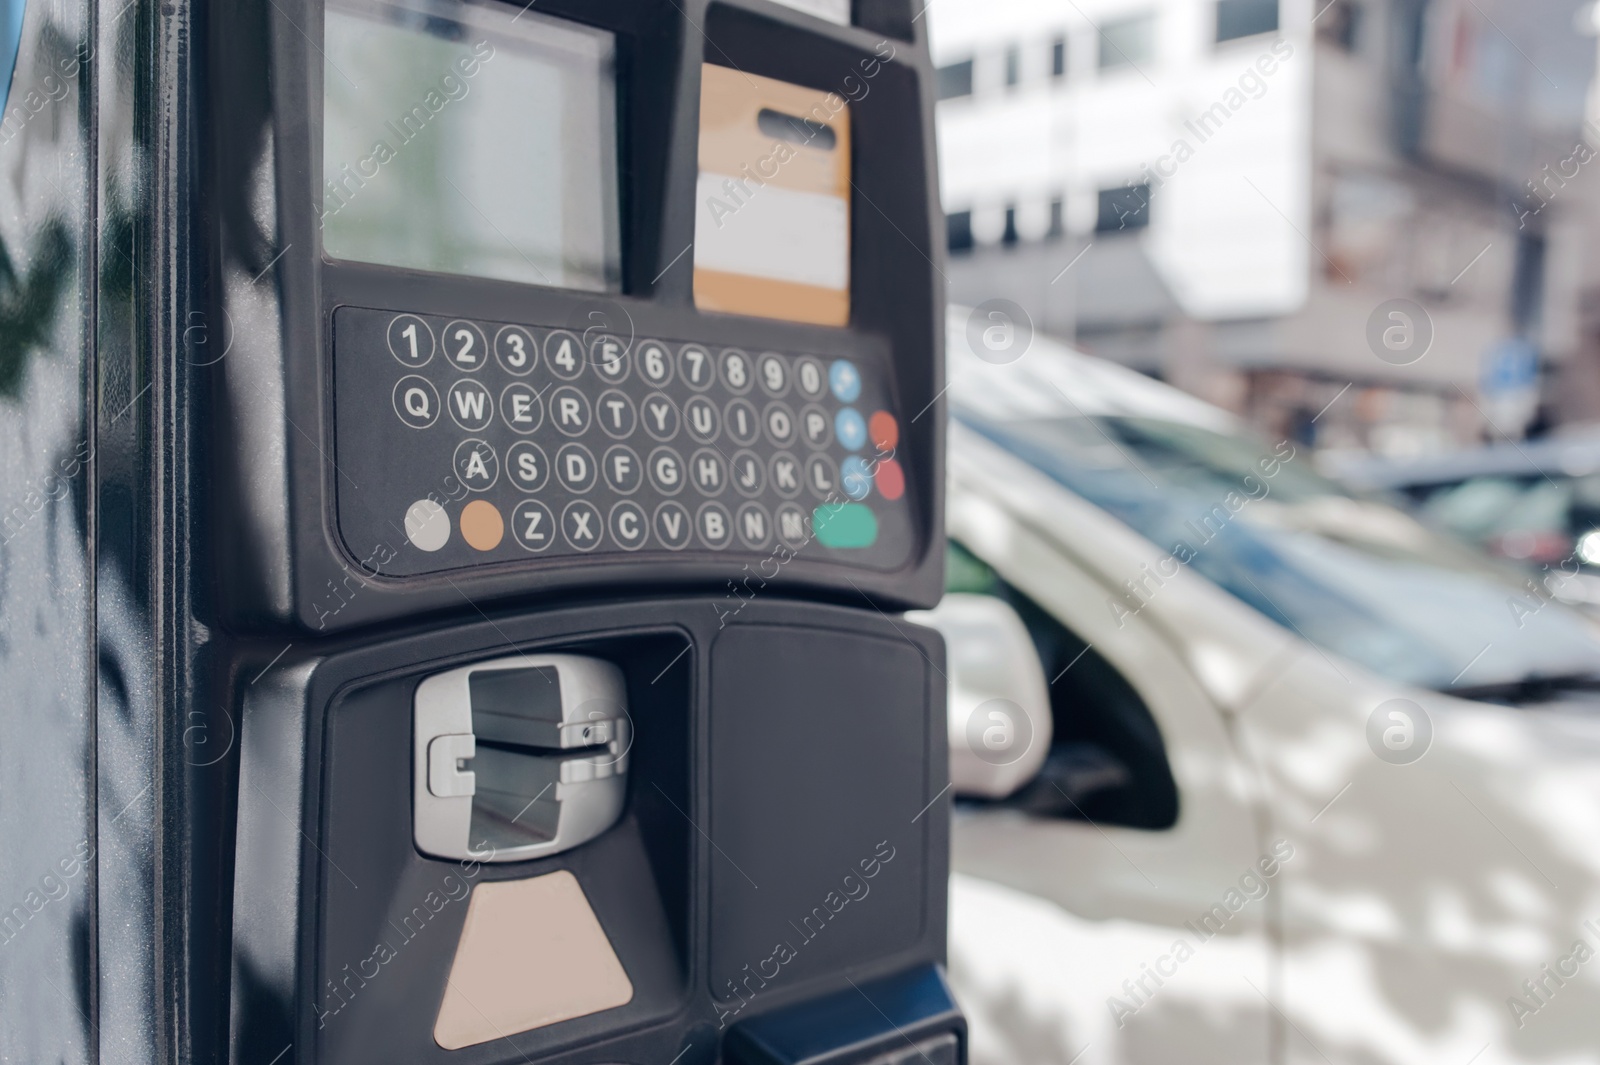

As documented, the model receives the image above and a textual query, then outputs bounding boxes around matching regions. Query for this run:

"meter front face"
[218,0,945,632]
[218,0,955,1062]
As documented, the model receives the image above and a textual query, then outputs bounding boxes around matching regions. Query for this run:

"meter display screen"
[322,0,621,291]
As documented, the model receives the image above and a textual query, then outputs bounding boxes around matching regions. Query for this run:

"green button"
[812,503,878,548]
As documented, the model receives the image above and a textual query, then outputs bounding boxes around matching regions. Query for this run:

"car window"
[956,402,1600,692]
[948,539,1178,830]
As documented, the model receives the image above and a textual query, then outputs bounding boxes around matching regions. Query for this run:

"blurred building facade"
[929,0,1600,454]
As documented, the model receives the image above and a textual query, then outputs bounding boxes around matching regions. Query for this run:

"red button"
[869,411,899,452]
[874,458,905,501]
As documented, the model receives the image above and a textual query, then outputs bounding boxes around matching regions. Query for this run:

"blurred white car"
[924,312,1600,1065]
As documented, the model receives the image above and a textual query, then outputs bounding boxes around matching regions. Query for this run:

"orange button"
[869,411,899,452]
[460,499,505,551]
[874,457,905,501]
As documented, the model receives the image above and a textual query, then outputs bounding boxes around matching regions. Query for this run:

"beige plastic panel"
[694,63,851,326]
[433,871,634,1049]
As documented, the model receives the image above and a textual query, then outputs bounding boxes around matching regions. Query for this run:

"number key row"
[385,313,848,399]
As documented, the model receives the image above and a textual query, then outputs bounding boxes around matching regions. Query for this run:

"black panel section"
[707,624,930,1015]
[228,597,949,1065]
[205,0,945,633]
[725,964,965,1065]
[317,632,690,1064]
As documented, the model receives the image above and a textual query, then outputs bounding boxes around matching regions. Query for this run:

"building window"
[1098,13,1155,70]
[947,210,974,252]
[1048,198,1065,236]
[1215,0,1278,42]
[1051,37,1067,78]
[1004,45,1021,87]
[937,59,974,100]
[1095,184,1151,232]
[1001,205,1020,245]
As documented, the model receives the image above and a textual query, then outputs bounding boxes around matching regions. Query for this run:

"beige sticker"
[694,64,850,326]
[433,871,633,1049]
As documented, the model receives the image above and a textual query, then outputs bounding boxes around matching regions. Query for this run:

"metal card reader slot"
[414,654,631,862]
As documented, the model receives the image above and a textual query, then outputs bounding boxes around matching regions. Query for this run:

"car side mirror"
[912,593,1053,798]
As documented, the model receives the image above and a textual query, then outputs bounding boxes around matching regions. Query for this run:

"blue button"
[835,407,866,451]
[841,456,872,500]
[829,359,861,403]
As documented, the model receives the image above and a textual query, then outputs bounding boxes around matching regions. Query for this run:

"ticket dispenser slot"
[413,654,630,862]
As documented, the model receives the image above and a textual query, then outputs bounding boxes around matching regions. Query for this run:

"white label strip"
[694,171,848,291]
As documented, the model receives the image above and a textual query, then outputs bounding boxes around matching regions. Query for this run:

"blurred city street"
[923,1,1600,1061]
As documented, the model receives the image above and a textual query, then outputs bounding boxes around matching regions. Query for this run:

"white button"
[641,393,680,441]
[494,325,537,375]
[637,339,674,385]
[511,499,554,552]
[505,441,549,493]
[452,438,499,492]
[603,444,643,494]
[776,503,809,548]
[806,454,838,498]
[562,500,603,551]
[691,448,726,496]
[697,502,733,549]
[764,402,797,447]
[724,398,760,446]
[769,451,802,498]
[757,353,789,397]
[388,315,435,367]
[730,450,766,497]
[446,378,493,431]
[499,382,544,434]
[556,443,597,493]
[686,396,720,443]
[796,357,826,398]
[549,386,591,436]
[545,330,585,379]
[596,389,637,439]
[609,501,648,551]
[393,375,439,429]
[654,501,692,550]
[719,349,753,394]
[678,344,714,390]
[736,503,771,549]
[589,334,630,383]
[801,403,832,448]
[648,447,685,495]
[443,320,488,371]
[404,498,450,552]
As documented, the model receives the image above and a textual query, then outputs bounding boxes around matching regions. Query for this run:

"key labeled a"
[452,439,500,491]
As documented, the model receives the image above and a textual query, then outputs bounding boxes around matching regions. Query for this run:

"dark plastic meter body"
[0,0,957,1062]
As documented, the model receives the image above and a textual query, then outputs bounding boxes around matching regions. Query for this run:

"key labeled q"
[393,375,440,429]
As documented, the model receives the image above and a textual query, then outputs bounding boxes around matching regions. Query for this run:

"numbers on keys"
[495,325,537,375]
[720,348,752,395]
[679,344,713,391]
[546,330,584,380]
[387,314,434,366]
[444,320,487,371]
[758,352,789,397]
[638,339,673,386]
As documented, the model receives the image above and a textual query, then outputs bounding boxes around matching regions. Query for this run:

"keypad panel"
[334,307,915,577]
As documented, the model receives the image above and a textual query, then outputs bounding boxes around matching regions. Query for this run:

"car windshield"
[954,391,1600,693]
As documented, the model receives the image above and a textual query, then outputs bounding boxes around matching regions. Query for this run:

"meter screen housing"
[214,0,944,632]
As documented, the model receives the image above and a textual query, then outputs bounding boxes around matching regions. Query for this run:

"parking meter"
[128,0,954,1062]
[0,0,953,1059]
